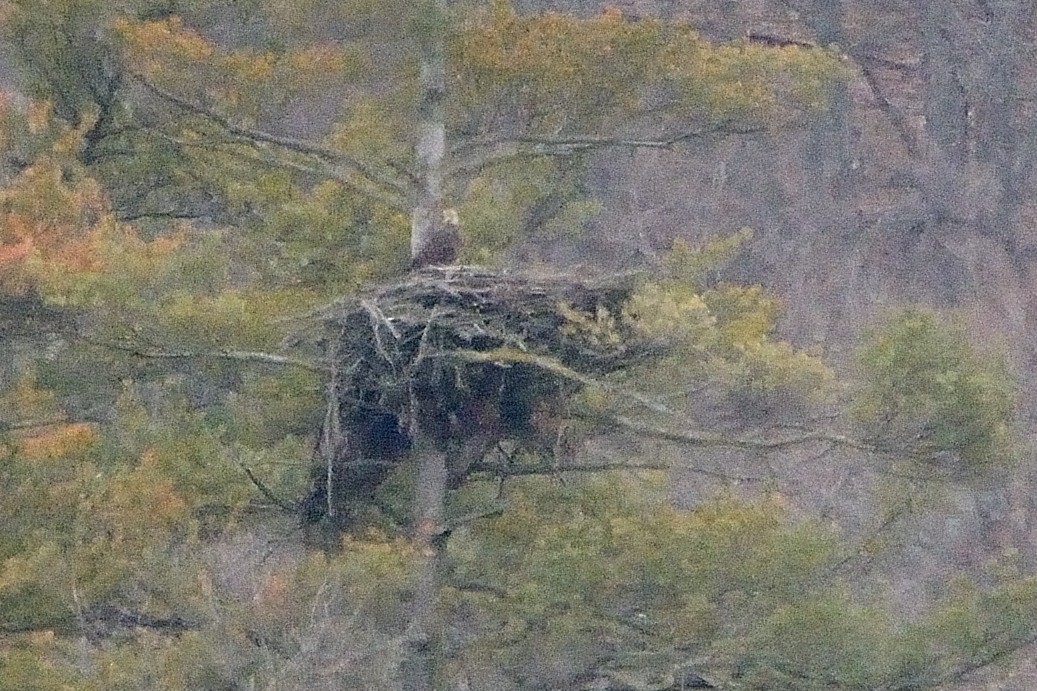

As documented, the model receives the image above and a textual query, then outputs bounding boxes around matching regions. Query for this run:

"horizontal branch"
[450,125,766,176]
[146,129,408,212]
[132,75,414,204]
[209,133,412,212]
[449,349,963,481]
[88,338,331,374]
[117,209,212,223]
[605,414,880,454]
[471,458,764,484]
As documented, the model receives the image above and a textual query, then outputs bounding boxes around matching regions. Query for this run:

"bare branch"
[854,58,922,157]
[132,74,415,204]
[819,499,912,583]
[745,32,817,50]
[448,580,508,599]
[450,125,766,176]
[117,209,211,223]
[471,458,764,483]
[151,130,411,212]
[448,348,674,415]
[238,464,298,513]
[446,505,507,529]
[604,413,880,453]
[88,338,331,374]
[208,132,410,211]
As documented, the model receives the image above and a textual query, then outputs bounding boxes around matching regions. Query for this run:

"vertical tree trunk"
[401,439,449,691]
[400,6,453,686]
[403,4,453,685]
[410,0,457,268]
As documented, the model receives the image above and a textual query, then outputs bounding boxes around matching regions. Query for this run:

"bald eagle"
[410,208,460,269]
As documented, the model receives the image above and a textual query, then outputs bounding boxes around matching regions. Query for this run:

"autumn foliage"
[0,1,1029,690]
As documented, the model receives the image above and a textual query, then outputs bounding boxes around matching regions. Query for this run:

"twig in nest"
[448,347,674,416]
[361,298,400,368]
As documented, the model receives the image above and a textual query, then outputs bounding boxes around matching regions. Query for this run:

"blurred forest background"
[1,0,1037,689]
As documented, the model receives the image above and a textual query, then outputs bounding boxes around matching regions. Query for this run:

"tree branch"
[117,209,212,223]
[132,74,415,204]
[238,463,298,513]
[448,348,674,415]
[603,413,880,454]
[87,338,331,374]
[145,129,410,212]
[450,125,766,176]
[854,58,922,157]
[470,457,764,483]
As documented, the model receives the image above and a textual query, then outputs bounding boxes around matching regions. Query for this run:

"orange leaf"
[0,237,33,267]
[20,423,99,460]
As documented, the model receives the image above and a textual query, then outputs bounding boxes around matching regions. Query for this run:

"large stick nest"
[303,266,657,527]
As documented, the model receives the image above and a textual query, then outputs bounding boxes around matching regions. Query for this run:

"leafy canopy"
[855,308,1016,469]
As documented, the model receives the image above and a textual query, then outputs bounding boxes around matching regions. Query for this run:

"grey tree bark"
[410,0,458,269]
[401,439,449,691]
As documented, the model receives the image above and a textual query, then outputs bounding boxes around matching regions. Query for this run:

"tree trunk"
[410,0,458,269]
[401,438,449,691]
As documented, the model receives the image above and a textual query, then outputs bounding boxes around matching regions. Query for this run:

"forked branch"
[133,75,415,205]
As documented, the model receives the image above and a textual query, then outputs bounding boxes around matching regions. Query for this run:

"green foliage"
[455,476,791,682]
[459,157,599,264]
[445,474,1037,689]
[0,3,1030,691]
[453,6,847,135]
[0,634,78,691]
[4,0,122,125]
[662,228,754,289]
[855,308,1016,469]
[610,232,834,416]
[3,0,849,276]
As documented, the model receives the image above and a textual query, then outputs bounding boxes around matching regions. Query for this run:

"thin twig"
[361,298,402,368]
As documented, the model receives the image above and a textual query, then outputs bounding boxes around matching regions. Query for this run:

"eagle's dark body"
[410,208,460,269]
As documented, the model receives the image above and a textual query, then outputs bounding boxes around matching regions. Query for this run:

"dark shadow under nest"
[300,266,658,530]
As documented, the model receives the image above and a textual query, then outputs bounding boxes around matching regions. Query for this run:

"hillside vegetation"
[0,1,1034,689]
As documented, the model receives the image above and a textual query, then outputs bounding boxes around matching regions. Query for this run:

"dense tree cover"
[0,1,1031,689]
